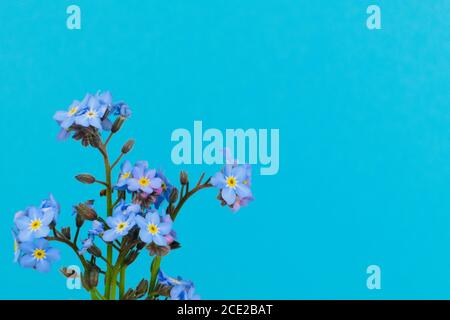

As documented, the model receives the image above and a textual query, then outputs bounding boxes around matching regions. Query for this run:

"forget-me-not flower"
[19,239,60,273]
[14,207,54,242]
[135,211,172,246]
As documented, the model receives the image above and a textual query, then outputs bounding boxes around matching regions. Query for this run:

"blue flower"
[74,95,107,130]
[78,238,94,255]
[102,214,136,242]
[127,162,162,194]
[53,94,90,130]
[154,171,173,209]
[115,160,133,190]
[88,220,104,239]
[40,193,60,223]
[158,270,200,300]
[19,239,60,273]
[170,285,200,300]
[112,199,141,218]
[135,211,172,245]
[12,229,20,263]
[14,207,54,242]
[211,164,253,207]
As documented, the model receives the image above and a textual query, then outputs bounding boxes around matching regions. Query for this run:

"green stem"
[119,267,126,299]
[149,256,161,293]
[99,144,114,299]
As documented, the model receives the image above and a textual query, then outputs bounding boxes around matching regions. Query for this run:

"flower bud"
[75,203,98,221]
[61,227,71,240]
[90,133,102,148]
[135,279,149,299]
[123,289,136,300]
[99,189,107,197]
[124,250,139,266]
[88,268,99,288]
[180,171,188,185]
[76,214,84,228]
[169,188,179,203]
[87,244,102,258]
[75,174,96,184]
[121,139,135,154]
[111,116,126,133]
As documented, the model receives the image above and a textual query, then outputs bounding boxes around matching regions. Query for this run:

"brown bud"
[61,227,71,240]
[121,139,135,154]
[124,250,139,266]
[87,268,99,288]
[76,214,84,228]
[87,244,102,257]
[135,279,149,298]
[99,189,107,197]
[180,171,188,185]
[75,203,98,221]
[122,289,136,300]
[112,116,126,133]
[169,188,179,203]
[75,174,96,184]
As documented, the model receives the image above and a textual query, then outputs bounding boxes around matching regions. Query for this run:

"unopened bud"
[121,139,135,154]
[169,188,179,203]
[75,174,96,184]
[87,244,102,257]
[180,171,188,185]
[135,279,149,298]
[123,289,136,300]
[111,116,126,133]
[76,214,84,228]
[99,189,107,197]
[124,250,139,266]
[61,227,71,240]
[88,268,99,288]
[75,203,98,221]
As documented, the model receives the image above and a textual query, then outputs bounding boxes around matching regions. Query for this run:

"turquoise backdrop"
[0,0,449,299]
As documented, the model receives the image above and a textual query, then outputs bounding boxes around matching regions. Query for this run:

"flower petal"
[221,188,236,205]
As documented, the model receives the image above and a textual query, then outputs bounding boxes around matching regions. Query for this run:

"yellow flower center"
[148,223,159,235]
[121,172,131,180]
[139,177,150,187]
[161,182,167,191]
[226,176,237,188]
[86,110,97,118]
[116,222,128,233]
[32,249,46,260]
[29,219,42,231]
[68,106,78,116]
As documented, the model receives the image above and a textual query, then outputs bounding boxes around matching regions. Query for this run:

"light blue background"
[0,0,449,299]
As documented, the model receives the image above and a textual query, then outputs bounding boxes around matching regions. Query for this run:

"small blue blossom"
[158,270,200,300]
[53,94,90,130]
[14,207,54,242]
[115,160,133,190]
[78,238,94,255]
[88,220,104,239]
[40,193,60,223]
[211,164,253,207]
[102,214,136,242]
[19,239,60,273]
[154,171,174,209]
[135,211,172,246]
[127,162,162,194]
[74,95,107,130]
[112,199,141,218]
[170,285,200,300]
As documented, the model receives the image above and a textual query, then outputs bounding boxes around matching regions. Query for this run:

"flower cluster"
[12,195,61,272]
[211,163,253,212]
[158,270,200,300]
[53,91,131,145]
[13,91,255,300]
